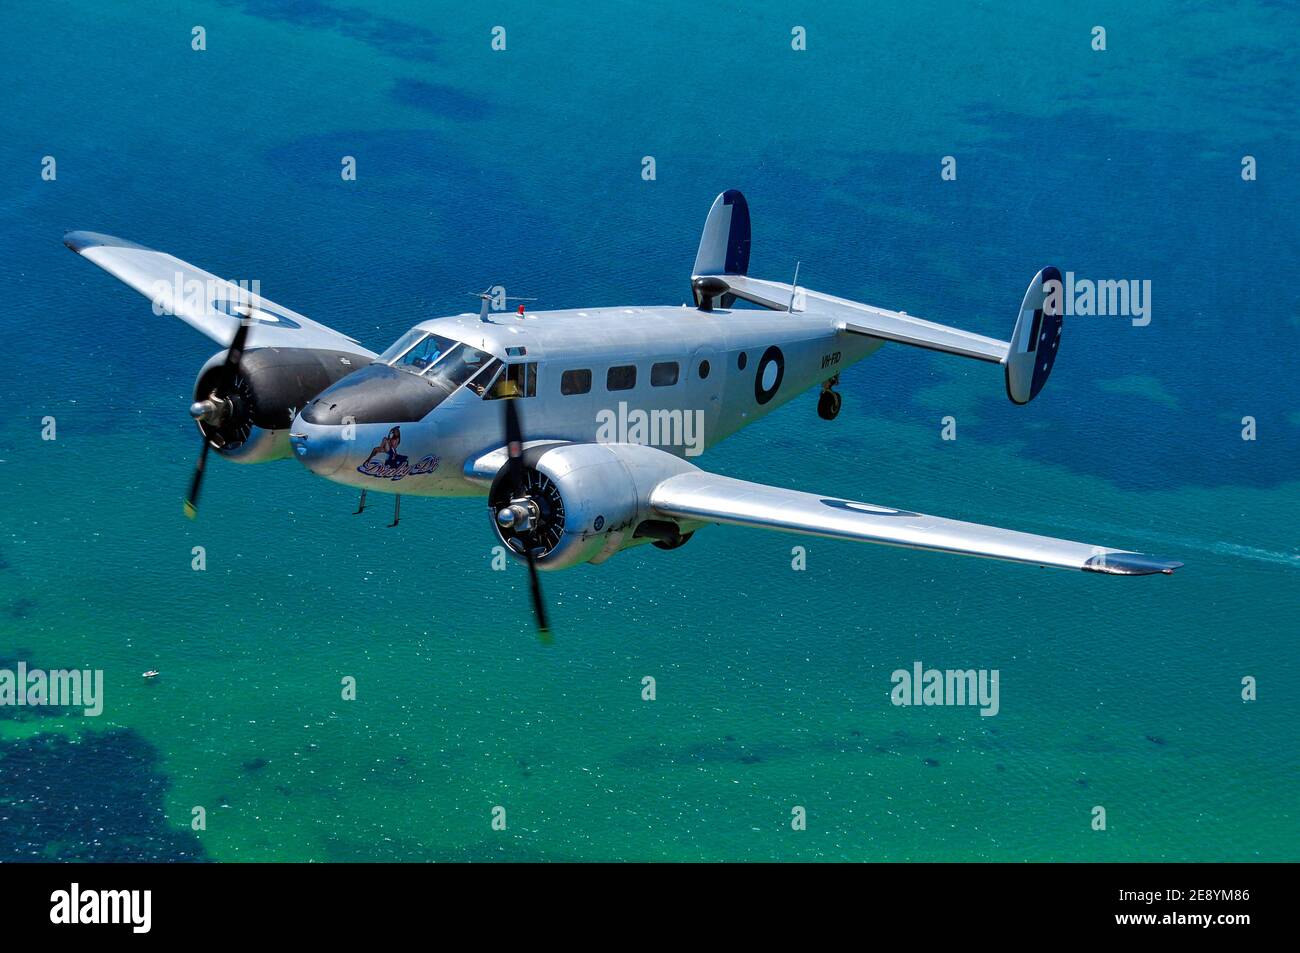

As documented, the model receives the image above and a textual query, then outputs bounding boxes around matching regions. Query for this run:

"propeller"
[498,397,552,642]
[184,315,252,519]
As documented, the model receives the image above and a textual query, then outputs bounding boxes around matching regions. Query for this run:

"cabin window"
[561,369,592,395]
[486,362,537,399]
[737,352,747,370]
[698,359,711,380]
[607,365,637,391]
[650,361,679,387]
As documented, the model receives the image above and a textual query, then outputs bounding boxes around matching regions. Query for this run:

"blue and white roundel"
[210,298,303,329]
[754,346,784,405]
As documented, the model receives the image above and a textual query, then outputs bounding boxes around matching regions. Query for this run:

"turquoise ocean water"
[0,0,1296,860]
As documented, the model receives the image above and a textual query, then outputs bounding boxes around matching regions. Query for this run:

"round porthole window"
[699,359,710,380]
[737,352,747,370]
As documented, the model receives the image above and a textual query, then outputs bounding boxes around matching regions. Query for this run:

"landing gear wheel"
[817,389,842,420]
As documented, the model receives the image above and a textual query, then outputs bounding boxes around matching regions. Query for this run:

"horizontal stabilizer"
[719,274,1007,363]
[697,267,1065,403]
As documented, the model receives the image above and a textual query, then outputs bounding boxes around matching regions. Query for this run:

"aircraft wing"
[64,231,375,356]
[649,470,1181,575]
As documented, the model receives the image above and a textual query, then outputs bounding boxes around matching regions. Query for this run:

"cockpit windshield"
[397,333,455,371]
[421,342,492,389]
[375,328,504,401]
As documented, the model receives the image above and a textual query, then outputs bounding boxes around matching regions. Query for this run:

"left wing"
[64,231,374,356]
[649,470,1181,575]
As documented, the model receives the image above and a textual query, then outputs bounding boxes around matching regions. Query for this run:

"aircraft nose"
[293,363,444,482]
[290,414,350,477]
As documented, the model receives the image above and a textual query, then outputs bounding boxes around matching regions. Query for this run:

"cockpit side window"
[485,362,538,400]
[376,328,427,364]
[467,358,503,398]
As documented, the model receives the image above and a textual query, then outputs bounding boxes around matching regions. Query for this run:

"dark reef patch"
[6,597,36,620]
[0,729,207,861]
[0,648,32,668]
[391,78,493,121]
[220,0,441,63]
[0,648,83,722]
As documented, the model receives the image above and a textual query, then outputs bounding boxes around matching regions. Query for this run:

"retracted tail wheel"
[817,390,842,420]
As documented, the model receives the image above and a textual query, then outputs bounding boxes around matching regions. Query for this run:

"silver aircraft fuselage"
[289,304,881,496]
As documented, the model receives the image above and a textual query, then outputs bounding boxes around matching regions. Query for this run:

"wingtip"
[63,230,149,254]
[1083,552,1183,576]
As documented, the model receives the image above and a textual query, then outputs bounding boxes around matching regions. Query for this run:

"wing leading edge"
[649,471,1181,575]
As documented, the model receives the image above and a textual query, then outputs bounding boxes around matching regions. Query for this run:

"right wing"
[650,470,1181,575]
[64,231,375,356]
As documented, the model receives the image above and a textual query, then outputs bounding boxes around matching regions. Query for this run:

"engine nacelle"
[192,346,368,463]
[489,443,699,570]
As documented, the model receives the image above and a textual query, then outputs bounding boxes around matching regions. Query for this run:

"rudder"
[1005,266,1063,404]
[692,190,751,277]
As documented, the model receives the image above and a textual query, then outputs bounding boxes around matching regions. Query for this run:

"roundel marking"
[210,298,303,329]
[820,499,919,517]
[754,345,784,405]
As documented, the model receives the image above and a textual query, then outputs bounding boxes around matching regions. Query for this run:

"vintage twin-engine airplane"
[65,190,1179,635]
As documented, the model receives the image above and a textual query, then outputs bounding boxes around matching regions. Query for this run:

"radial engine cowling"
[489,443,700,570]
[191,346,368,463]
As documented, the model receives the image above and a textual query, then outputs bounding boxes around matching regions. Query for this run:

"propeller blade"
[500,397,552,641]
[184,318,252,520]
[184,438,210,519]
[224,316,252,373]
[524,548,552,643]
[503,396,526,494]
